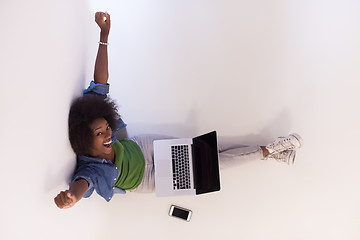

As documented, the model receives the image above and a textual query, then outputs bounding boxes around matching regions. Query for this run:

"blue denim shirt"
[71,81,127,202]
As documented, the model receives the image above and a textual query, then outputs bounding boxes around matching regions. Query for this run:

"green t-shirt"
[113,140,145,190]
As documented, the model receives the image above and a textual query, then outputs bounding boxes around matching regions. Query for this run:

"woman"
[54,12,303,209]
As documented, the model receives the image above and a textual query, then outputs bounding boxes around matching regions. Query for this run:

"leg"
[218,142,264,169]
[218,132,304,167]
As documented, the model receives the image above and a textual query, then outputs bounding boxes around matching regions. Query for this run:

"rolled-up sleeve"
[83,81,110,96]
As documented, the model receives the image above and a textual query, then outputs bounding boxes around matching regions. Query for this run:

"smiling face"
[89,117,114,160]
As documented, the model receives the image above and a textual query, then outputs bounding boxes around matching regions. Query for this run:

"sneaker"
[265,150,296,165]
[266,133,303,154]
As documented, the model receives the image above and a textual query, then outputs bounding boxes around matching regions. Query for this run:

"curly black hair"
[68,95,121,156]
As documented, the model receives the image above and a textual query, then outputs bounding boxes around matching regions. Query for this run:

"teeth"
[104,140,112,145]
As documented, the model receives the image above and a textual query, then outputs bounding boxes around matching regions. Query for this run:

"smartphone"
[169,205,192,222]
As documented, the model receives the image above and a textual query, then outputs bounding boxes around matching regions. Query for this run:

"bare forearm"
[94,33,109,84]
[69,178,89,200]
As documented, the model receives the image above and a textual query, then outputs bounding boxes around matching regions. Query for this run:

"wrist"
[100,32,109,42]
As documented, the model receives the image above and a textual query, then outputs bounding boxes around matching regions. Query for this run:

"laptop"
[154,131,221,197]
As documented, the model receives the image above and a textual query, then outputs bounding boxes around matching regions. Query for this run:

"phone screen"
[172,207,190,220]
[170,206,191,221]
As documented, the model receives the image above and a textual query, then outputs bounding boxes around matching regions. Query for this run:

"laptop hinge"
[191,144,197,190]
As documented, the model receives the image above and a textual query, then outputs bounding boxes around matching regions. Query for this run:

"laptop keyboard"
[171,145,191,190]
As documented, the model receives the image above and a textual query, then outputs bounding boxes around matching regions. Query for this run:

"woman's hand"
[54,179,88,209]
[54,190,78,209]
[95,12,111,37]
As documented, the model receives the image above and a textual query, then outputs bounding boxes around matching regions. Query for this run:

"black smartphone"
[169,205,192,222]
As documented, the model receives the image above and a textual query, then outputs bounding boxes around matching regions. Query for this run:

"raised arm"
[94,12,111,85]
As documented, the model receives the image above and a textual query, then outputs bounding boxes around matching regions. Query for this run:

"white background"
[1,0,359,239]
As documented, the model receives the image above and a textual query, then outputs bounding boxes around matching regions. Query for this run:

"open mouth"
[103,140,112,148]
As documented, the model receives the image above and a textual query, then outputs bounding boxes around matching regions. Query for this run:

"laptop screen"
[192,131,221,195]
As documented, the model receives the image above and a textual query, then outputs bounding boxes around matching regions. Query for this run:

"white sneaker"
[266,133,303,154]
[265,150,296,165]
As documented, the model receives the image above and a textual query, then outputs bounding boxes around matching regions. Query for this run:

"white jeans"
[128,134,263,193]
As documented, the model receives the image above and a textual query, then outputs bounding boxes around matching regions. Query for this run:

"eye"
[96,132,102,136]
[106,125,110,130]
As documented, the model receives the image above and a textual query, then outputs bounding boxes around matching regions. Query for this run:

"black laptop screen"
[192,131,221,195]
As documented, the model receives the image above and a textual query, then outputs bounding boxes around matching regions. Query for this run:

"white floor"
[1,1,360,239]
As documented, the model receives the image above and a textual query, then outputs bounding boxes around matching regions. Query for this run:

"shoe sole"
[289,133,304,149]
[288,150,296,165]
